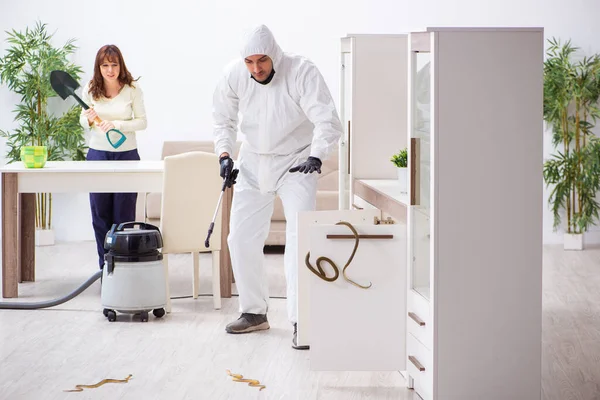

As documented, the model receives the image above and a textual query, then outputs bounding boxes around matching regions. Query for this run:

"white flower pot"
[35,228,55,246]
[564,233,583,250]
[397,167,408,194]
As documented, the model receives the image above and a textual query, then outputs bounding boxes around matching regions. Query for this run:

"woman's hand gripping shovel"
[50,70,126,149]
[205,166,239,248]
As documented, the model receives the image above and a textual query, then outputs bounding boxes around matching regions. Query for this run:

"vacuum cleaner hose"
[0,270,102,310]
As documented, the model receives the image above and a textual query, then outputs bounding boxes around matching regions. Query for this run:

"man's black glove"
[219,155,234,179]
[224,169,239,188]
[289,156,322,174]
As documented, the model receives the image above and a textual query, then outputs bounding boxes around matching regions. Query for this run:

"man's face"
[245,54,273,82]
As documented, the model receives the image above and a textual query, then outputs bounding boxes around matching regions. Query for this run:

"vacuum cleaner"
[0,222,167,323]
[101,222,166,322]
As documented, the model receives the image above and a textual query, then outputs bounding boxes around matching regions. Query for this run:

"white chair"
[159,151,223,312]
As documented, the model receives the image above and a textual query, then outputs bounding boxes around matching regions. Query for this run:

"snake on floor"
[63,374,133,392]
[226,369,266,390]
[305,221,372,289]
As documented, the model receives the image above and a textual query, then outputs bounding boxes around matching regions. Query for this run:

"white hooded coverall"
[213,25,343,324]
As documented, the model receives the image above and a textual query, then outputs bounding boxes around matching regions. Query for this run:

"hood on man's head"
[240,24,283,65]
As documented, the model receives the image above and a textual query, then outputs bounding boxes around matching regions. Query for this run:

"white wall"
[1,0,599,243]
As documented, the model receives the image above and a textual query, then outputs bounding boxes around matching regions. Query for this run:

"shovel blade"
[50,70,80,100]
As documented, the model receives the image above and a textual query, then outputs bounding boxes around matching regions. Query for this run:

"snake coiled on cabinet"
[305,221,372,289]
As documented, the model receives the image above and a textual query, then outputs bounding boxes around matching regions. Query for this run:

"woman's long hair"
[88,45,137,100]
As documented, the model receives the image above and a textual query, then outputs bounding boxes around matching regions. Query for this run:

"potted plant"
[391,148,408,193]
[542,38,600,250]
[0,21,87,246]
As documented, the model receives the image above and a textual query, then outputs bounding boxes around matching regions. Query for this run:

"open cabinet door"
[298,210,407,371]
[297,209,380,348]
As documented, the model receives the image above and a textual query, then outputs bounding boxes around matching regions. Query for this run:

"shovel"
[50,70,126,149]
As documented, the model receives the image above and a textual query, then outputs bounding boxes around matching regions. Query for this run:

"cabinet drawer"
[407,333,433,400]
[407,290,432,349]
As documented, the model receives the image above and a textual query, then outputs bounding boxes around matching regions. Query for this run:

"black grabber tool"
[205,167,239,248]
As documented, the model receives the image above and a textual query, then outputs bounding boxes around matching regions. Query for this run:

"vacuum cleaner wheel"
[106,309,117,322]
[102,308,165,322]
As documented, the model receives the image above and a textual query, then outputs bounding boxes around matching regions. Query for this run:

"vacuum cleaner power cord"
[0,270,102,310]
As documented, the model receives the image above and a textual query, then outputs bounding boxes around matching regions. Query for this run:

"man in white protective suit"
[212,24,343,349]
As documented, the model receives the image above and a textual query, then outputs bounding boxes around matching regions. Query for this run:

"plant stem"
[575,97,581,234]
[37,88,42,147]
[562,109,572,233]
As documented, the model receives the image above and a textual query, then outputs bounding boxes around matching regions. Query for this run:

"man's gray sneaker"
[225,313,270,334]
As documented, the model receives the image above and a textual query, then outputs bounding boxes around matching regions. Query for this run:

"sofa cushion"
[315,190,339,211]
[317,154,339,191]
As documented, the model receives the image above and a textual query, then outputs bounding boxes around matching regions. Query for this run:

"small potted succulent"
[391,148,408,193]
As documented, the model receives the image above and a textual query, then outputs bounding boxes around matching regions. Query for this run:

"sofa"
[144,140,339,246]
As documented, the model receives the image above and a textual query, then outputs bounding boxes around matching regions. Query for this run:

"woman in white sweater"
[79,44,147,269]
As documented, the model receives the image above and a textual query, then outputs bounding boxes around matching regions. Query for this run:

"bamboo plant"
[542,38,600,236]
[0,21,87,231]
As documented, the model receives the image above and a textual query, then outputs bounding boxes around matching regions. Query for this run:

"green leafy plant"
[0,21,87,230]
[542,38,600,235]
[391,148,408,168]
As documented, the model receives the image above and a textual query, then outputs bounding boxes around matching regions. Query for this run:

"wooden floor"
[542,244,600,400]
[0,242,416,400]
[0,241,598,399]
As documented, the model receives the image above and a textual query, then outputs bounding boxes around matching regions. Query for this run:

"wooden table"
[1,160,233,298]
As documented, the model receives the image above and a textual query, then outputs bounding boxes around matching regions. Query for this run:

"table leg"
[2,173,18,298]
[219,186,234,298]
[19,193,36,282]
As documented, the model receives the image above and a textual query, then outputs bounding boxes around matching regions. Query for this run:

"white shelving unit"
[338,34,409,210]
[304,26,543,400]
[405,27,544,400]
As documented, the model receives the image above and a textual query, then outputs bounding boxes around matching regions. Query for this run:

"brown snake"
[305,221,372,289]
[226,369,266,391]
[63,374,133,392]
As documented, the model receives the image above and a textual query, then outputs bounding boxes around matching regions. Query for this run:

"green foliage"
[0,21,87,163]
[391,148,408,168]
[0,21,88,230]
[542,37,600,234]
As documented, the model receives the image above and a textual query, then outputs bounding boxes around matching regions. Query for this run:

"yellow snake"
[305,221,372,289]
[226,369,266,391]
[63,374,133,392]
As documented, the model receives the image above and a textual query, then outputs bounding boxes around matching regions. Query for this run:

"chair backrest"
[159,151,223,253]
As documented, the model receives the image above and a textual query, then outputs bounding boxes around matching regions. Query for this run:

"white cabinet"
[406,27,544,400]
[338,34,408,210]
[301,27,543,400]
